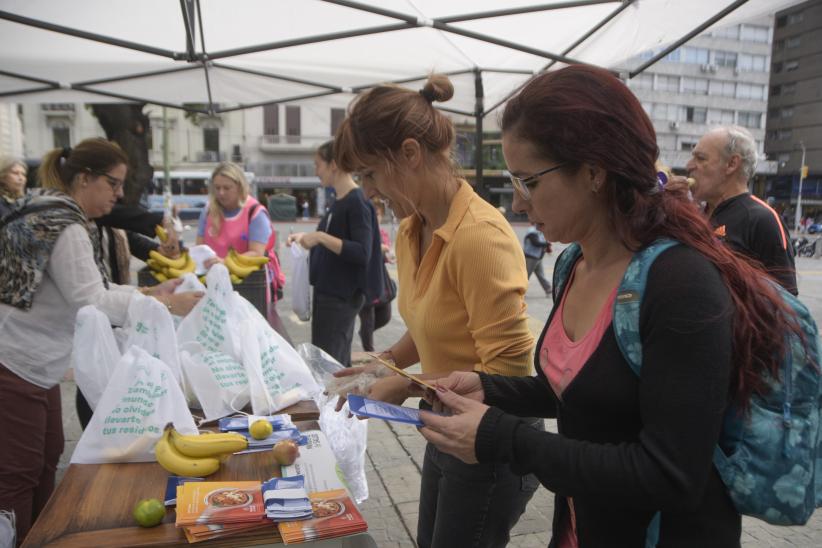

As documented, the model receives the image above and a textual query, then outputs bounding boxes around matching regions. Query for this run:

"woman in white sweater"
[0,138,202,544]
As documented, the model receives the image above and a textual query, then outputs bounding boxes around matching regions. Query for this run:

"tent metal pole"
[474,68,486,198]
[543,0,635,71]
[0,86,57,98]
[629,0,748,78]
[476,68,537,75]
[180,0,197,61]
[194,0,216,116]
[433,23,585,66]
[214,90,342,114]
[71,86,207,113]
[210,63,340,91]
[0,69,59,87]
[438,0,618,24]
[0,10,179,59]
[481,0,634,117]
[319,0,418,24]
[73,66,201,87]
[207,23,412,60]
[436,106,475,118]
[350,69,476,93]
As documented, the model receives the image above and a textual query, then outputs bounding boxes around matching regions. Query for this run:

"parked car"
[808,223,822,234]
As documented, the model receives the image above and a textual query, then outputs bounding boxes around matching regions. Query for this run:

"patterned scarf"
[0,189,110,310]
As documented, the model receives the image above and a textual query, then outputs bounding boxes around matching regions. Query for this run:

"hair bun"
[421,74,454,104]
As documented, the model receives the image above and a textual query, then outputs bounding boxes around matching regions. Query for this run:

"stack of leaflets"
[164,476,205,507]
[278,489,367,544]
[262,475,312,521]
[218,414,294,432]
[239,428,305,454]
[175,480,269,543]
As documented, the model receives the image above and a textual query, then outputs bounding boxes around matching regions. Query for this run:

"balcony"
[195,150,226,163]
[258,134,330,153]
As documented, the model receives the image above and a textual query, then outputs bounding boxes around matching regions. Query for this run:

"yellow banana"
[155,426,221,477]
[230,273,243,284]
[169,429,248,458]
[155,224,168,243]
[149,250,186,270]
[199,275,207,285]
[167,254,195,278]
[231,250,269,267]
[224,253,258,278]
[152,271,168,283]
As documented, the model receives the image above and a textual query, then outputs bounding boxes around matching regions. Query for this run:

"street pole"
[162,107,171,217]
[795,140,806,231]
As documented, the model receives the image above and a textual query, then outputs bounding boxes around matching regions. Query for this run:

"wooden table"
[23,402,320,548]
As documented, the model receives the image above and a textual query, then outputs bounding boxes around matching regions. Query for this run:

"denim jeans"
[311,289,365,367]
[417,414,542,548]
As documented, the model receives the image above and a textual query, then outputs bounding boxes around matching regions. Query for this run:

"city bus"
[144,170,255,219]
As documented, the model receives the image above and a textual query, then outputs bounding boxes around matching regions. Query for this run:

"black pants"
[311,289,365,367]
[417,404,542,548]
[358,300,392,352]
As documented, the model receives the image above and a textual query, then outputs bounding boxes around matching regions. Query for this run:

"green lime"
[249,419,273,440]
[133,498,166,528]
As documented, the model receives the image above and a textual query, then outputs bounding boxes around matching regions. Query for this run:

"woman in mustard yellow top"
[335,74,538,548]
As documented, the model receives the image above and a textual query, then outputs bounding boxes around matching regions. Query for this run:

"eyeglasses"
[509,163,565,200]
[91,171,125,192]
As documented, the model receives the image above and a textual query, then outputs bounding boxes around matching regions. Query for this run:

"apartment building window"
[786,36,801,49]
[787,11,804,24]
[682,46,709,64]
[738,54,767,72]
[777,129,793,140]
[737,111,761,129]
[778,153,791,164]
[786,60,800,72]
[740,24,769,43]
[664,49,681,62]
[203,128,219,154]
[737,83,765,100]
[631,73,654,90]
[712,25,739,40]
[784,82,797,95]
[709,80,736,97]
[652,103,679,121]
[682,77,708,95]
[640,102,653,116]
[774,39,785,51]
[330,108,346,135]
[708,109,734,125]
[685,107,707,124]
[263,104,279,135]
[52,125,71,149]
[782,107,794,118]
[285,105,301,144]
[714,51,737,68]
[656,75,680,92]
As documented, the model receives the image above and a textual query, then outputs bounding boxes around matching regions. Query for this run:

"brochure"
[164,475,205,507]
[175,480,266,527]
[263,475,312,521]
[218,414,294,432]
[347,394,444,427]
[278,489,367,544]
[282,430,347,495]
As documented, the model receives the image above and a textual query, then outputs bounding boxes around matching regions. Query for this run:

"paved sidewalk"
[55,222,822,547]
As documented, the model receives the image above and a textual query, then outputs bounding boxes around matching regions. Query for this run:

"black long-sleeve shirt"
[309,187,383,301]
[475,245,741,547]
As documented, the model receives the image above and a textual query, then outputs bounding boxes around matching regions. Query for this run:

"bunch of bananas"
[154,424,248,477]
[145,250,195,282]
[224,249,268,285]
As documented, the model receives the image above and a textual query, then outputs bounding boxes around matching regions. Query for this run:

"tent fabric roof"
[0,0,802,116]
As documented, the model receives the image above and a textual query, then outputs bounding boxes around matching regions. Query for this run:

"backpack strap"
[613,238,680,375]
[552,242,582,301]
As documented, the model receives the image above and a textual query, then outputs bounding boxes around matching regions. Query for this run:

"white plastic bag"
[71,305,122,411]
[176,264,240,361]
[123,293,183,386]
[71,346,197,464]
[297,343,369,503]
[179,344,250,422]
[290,244,311,321]
[174,272,207,294]
[237,300,320,415]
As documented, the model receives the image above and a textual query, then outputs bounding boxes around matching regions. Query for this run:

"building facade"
[764,0,822,222]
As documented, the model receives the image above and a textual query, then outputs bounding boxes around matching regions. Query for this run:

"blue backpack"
[552,239,822,528]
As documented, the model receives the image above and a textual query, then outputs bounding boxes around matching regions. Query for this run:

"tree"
[90,104,152,206]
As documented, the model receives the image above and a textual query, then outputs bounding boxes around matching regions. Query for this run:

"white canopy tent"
[0,0,802,181]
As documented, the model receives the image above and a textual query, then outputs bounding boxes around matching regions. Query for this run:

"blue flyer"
[347,394,443,427]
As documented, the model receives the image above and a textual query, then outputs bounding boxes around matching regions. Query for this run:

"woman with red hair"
[420,65,802,547]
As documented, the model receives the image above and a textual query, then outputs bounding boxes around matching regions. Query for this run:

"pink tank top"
[539,264,617,548]
[204,197,261,258]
